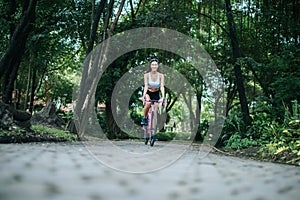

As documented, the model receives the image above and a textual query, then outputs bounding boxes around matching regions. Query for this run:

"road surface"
[0,141,299,200]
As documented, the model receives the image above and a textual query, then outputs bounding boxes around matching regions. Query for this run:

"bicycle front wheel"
[144,127,149,145]
[150,110,157,146]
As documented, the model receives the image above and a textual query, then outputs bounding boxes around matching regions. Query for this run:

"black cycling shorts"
[146,90,160,100]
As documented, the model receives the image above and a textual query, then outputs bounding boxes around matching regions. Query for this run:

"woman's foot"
[141,118,148,125]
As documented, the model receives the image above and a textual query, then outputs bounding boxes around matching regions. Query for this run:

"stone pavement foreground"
[0,141,299,200]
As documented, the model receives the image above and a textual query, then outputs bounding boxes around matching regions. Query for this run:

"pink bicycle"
[143,98,165,146]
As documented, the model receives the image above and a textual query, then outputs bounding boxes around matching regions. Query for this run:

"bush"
[261,100,300,165]
[174,132,192,140]
[223,100,300,165]
[31,125,79,142]
[57,110,73,122]
[225,133,258,149]
[156,132,176,141]
[0,125,79,143]
[156,132,192,141]
[219,114,246,146]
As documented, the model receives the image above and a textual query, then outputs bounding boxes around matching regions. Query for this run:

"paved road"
[0,141,299,200]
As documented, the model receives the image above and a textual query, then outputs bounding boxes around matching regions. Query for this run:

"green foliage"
[156,132,191,141]
[220,114,246,145]
[223,100,300,165]
[130,109,143,126]
[0,127,25,137]
[0,128,26,143]
[222,113,260,149]
[57,110,73,122]
[0,125,79,143]
[198,119,209,139]
[97,112,108,137]
[174,132,192,140]
[225,133,258,149]
[31,125,78,142]
[156,132,176,141]
[262,101,300,165]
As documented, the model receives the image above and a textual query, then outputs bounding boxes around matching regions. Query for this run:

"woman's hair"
[150,58,159,63]
[148,58,159,72]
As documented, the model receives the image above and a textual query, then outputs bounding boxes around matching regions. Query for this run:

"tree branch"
[108,0,126,37]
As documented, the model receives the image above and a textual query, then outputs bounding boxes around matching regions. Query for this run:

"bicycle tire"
[148,111,153,144]
[144,127,149,145]
[150,110,157,146]
[145,137,149,145]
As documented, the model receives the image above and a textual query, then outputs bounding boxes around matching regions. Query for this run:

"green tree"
[0,0,37,104]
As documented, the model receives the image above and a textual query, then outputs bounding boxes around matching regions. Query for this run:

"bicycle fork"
[144,110,157,146]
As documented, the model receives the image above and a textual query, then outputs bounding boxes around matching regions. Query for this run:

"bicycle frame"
[143,99,164,146]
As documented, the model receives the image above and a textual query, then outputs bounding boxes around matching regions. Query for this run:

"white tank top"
[148,72,160,88]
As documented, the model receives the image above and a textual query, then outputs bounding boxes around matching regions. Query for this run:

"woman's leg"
[143,94,151,118]
[141,94,151,125]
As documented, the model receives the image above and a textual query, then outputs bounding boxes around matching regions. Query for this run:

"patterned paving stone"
[0,141,299,200]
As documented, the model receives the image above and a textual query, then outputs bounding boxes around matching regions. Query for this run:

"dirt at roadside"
[215,146,300,166]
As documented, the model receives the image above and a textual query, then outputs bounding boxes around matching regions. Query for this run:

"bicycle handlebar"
[144,99,164,103]
[143,98,166,107]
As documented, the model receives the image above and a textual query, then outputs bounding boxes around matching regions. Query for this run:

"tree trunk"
[225,0,251,126]
[99,0,115,43]
[75,0,127,139]
[182,89,196,134]
[31,101,65,129]
[194,95,202,141]
[86,0,106,55]
[134,0,144,19]
[108,0,125,37]
[2,53,23,103]
[292,0,298,43]
[103,0,128,139]
[29,67,37,113]
[0,0,37,103]
[105,100,127,139]
[129,0,136,22]
[24,61,32,110]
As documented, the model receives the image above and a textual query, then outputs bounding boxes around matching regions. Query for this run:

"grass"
[0,125,79,143]
[31,125,78,141]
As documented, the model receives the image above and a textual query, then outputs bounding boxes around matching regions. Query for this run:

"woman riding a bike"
[141,58,165,125]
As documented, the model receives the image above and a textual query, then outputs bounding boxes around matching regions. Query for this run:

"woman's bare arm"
[160,73,165,99]
[143,73,148,99]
